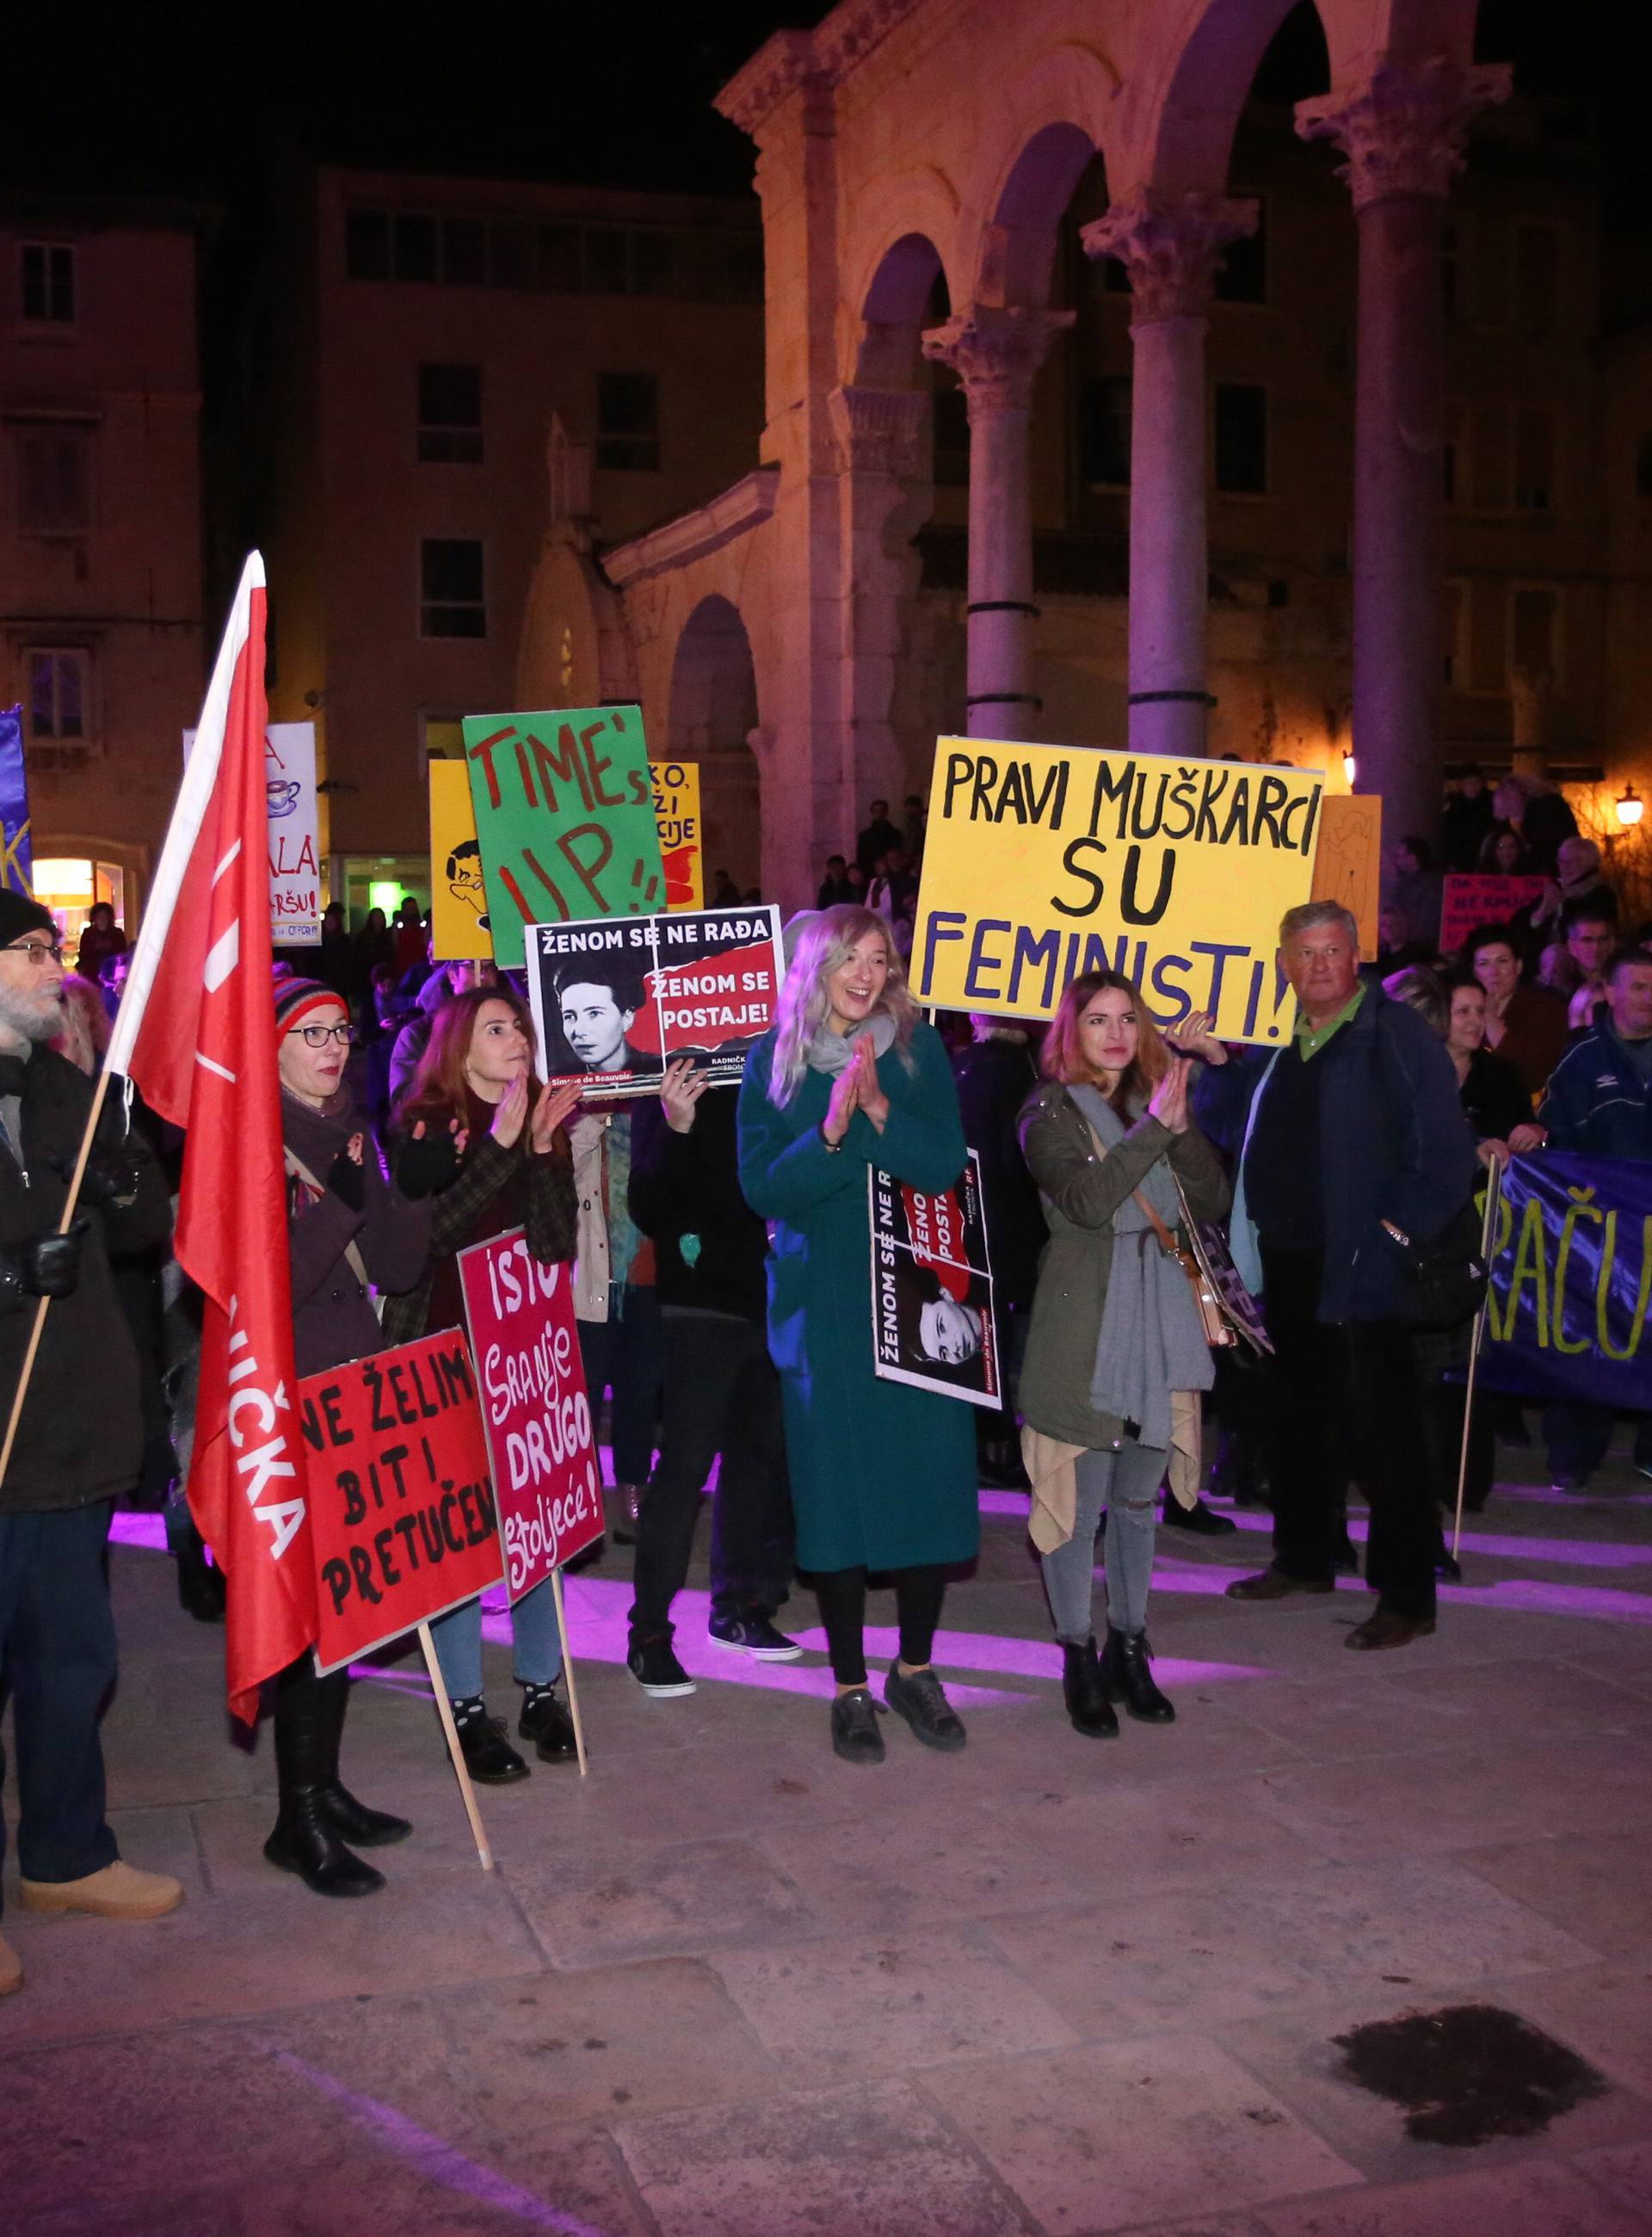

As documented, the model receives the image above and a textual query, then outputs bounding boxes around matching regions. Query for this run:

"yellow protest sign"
[1310,793,1383,962]
[912,740,1324,1044]
[650,761,703,910]
[429,756,704,959]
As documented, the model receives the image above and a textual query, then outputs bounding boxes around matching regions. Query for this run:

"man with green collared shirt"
[1225,901,1475,1651]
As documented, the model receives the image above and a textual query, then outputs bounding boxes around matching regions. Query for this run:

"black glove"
[0,1221,89,1311]
[393,1127,459,1201]
[51,1144,142,1210]
[326,1148,367,1213]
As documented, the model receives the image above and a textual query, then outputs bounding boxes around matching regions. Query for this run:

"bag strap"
[1080,1113,1180,1254]
[284,1146,372,1294]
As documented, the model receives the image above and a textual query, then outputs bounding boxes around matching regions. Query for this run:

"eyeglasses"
[0,939,64,966]
[287,1023,354,1047]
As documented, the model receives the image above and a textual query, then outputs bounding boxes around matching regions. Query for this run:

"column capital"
[1081,191,1258,324]
[921,305,1075,416]
[827,385,929,478]
[1296,58,1512,209]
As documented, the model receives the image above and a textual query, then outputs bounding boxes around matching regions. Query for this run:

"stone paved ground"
[5,1437,1652,2237]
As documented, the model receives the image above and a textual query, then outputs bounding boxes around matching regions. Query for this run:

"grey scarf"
[1068,1081,1214,1452]
[806,1008,897,1076]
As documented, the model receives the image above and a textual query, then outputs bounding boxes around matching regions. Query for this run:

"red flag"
[107,554,315,1721]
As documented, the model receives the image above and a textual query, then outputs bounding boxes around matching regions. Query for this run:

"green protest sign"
[459,703,665,966]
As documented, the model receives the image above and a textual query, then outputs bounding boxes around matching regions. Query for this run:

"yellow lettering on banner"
[1551,1188,1601,1355]
[1504,1193,1550,1346]
[1,816,30,893]
[1596,1211,1652,1360]
[911,739,1325,1043]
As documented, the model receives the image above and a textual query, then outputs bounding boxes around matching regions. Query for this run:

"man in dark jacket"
[0,892,180,1999]
[1226,900,1476,1649]
[625,1060,797,1696]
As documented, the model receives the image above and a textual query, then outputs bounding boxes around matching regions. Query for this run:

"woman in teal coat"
[738,905,978,1767]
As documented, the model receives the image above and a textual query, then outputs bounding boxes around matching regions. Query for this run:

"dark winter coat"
[1540,1024,1652,1161]
[0,1048,172,1512]
[629,1088,767,1322]
[951,1032,1045,1308]
[281,1089,432,1378]
[737,1019,977,1573]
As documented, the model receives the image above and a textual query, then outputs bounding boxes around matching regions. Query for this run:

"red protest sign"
[1439,873,1547,954]
[457,1229,605,1599]
[299,1330,503,1675]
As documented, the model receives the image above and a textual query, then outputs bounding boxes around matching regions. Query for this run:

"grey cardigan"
[1016,1078,1230,1450]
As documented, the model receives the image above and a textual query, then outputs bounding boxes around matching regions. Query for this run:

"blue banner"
[0,704,30,896]
[1479,1151,1652,1408]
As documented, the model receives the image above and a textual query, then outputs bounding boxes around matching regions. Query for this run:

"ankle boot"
[175,1526,226,1624]
[1060,1636,1119,1739]
[1101,1627,1175,1724]
[310,1671,412,1847]
[264,1665,386,1895]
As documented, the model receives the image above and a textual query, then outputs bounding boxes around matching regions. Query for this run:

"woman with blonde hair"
[1018,973,1230,1735]
[738,905,978,1765]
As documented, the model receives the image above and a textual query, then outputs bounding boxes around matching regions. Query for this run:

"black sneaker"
[708,1612,804,1661]
[829,1686,885,1765]
[1162,1495,1237,1537]
[626,1636,697,1698]
[883,1665,967,1752]
[519,1685,578,1762]
[449,1699,529,1784]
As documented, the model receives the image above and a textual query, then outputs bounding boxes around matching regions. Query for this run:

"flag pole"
[417,1620,494,1870]
[1452,1155,1505,1562]
[0,1064,114,1488]
[550,1566,589,1778]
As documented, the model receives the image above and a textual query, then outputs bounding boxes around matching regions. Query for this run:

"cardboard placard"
[185,718,321,945]
[870,1152,1002,1409]
[457,1229,605,1599]
[1439,873,1548,955]
[1310,793,1383,962]
[911,741,1324,1044]
[525,903,783,1099]
[299,1330,502,1676]
[460,703,665,967]
[651,760,703,910]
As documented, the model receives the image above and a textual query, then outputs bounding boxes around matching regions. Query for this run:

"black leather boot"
[311,1670,412,1846]
[175,1525,226,1624]
[1060,1636,1119,1739]
[1101,1627,1175,1724]
[264,1666,385,1896]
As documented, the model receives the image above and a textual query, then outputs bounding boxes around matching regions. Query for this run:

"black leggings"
[811,1563,948,1687]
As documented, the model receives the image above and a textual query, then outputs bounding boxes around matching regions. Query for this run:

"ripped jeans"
[1039,1437,1166,1641]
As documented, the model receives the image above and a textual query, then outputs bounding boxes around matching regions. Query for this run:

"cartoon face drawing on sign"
[447,837,490,934]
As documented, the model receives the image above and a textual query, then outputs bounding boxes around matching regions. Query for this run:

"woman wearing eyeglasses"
[264,977,435,1895]
[384,985,581,1783]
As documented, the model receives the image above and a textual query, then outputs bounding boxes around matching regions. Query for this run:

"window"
[345,209,391,280]
[538,225,582,291]
[343,205,761,303]
[12,421,93,532]
[586,229,630,296]
[28,649,89,738]
[1509,584,1563,688]
[596,372,660,471]
[1513,222,1561,342]
[392,213,438,283]
[1443,579,1470,687]
[441,218,486,287]
[1471,404,1509,511]
[416,364,483,464]
[20,243,76,324]
[488,222,531,290]
[1213,202,1266,305]
[1513,406,1556,513]
[1080,376,1131,487]
[419,539,485,638]
[932,382,970,488]
[1213,383,1267,495]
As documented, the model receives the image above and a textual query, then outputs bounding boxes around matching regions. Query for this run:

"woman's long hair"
[769,905,921,1105]
[1040,970,1170,1118]
[395,983,538,1133]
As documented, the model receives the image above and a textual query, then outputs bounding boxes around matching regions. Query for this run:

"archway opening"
[667,595,761,899]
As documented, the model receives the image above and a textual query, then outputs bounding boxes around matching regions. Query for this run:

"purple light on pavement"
[108,1512,169,1551]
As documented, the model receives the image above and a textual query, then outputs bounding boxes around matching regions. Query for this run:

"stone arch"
[964,43,1119,307]
[852,228,948,390]
[666,594,763,897]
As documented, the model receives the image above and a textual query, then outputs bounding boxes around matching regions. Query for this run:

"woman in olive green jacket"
[1018,972,1230,1735]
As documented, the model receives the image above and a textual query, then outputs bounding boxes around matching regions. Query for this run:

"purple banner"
[1478,1151,1652,1408]
[0,704,31,897]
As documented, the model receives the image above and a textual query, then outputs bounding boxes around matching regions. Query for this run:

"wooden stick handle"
[550,1567,589,1778]
[418,1620,494,1870]
[0,1067,114,1490]
[1452,1157,1504,1562]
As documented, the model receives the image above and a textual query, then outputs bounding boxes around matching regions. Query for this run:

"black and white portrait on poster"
[869,1152,1001,1409]
[525,904,784,1099]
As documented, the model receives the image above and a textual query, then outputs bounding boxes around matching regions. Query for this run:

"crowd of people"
[3,768,1646,2001]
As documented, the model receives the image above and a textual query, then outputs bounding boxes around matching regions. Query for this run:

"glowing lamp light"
[1617,786,1643,829]
[1342,751,1357,786]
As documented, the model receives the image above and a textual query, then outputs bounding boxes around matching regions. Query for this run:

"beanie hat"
[0,890,59,949]
[274,976,344,1043]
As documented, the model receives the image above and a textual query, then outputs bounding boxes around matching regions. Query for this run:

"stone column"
[829,384,930,810]
[922,305,1073,739]
[1082,192,1256,761]
[1298,59,1510,841]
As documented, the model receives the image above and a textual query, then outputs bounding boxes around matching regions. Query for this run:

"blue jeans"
[578,1285,663,1487]
[427,1573,564,1700]
[0,1502,120,1909]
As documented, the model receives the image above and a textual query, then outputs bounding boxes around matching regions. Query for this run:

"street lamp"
[1617,785,1643,829]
